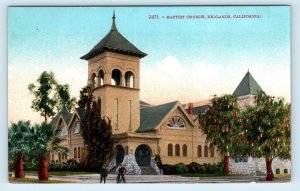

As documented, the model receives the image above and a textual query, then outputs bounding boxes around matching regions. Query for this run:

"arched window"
[74,147,77,159]
[175,144,180,156]
[52,152,54,161]
[91,73,96,87]
[204,145,208,157]
[183,144,187,157]
[78,147,81,159]
[115,99,118,129]
[73,121,80,134]
[98,70,104,86]
[65,154,68,160]
[168,144,173,156]
[125,71,134,88]
[111,69,121,85]
[210,145,215,157]
[197,145,202,157]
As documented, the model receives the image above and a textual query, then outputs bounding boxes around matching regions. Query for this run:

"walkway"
[24,174,290,184]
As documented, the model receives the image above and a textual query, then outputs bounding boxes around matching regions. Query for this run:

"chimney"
[188,103,193,115]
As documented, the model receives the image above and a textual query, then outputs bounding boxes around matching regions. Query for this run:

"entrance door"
[115,145,125,165]
[135,144,151,166]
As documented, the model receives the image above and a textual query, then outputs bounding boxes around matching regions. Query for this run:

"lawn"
[9,177,73,183]
[25,171,97,176]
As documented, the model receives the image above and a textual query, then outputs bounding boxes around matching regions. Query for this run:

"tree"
[79,86,114,170]
[8,121,32,178]
[9,120,68,180]
[199,95,240,175]
[54,84,77,113]
[240,92,290,181]
[28,71,57,123]
[27,122,69,180]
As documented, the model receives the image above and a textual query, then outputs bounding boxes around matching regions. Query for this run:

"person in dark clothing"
[99,163,108,184]
[117,164,127,183]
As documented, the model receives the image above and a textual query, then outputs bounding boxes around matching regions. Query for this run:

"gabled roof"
[140,100,152,109]
[137,101,195,133]
[49,105,72,127]
[186,105,210,115]
[81,12,147,60]
[137,101,178,133]
[233,71,263,97]
[75,107,86,119]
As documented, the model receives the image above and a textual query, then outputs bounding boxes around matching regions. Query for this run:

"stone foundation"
[229,157,291,175]
[121,154,141,175]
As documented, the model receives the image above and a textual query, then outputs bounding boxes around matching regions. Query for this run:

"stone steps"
[140,166,157,175]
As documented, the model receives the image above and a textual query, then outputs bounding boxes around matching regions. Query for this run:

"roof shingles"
[233,71,263,97]
[81,13,146,60]
[137,101,177,133]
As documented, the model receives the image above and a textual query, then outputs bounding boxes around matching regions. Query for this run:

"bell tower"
[81,12,147,134]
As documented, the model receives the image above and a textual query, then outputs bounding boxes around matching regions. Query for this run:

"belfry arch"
[125,71,134,88]
[98,69,104,86]
[111,69,122,85]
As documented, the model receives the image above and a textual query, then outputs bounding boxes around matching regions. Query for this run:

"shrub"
[154,154,163,169]
[187,162,201,173]
[162,164,176,175]
[175,163,189,174]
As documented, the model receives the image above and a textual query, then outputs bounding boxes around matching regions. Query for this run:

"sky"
[8,6,290,124]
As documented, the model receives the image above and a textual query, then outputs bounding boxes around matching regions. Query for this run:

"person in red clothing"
[117,164,127,183]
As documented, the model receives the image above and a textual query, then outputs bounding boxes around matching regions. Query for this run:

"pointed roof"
[49,105,72,126]
[81,12,147,60]
[137,101,195,133]
[233,71,263,97]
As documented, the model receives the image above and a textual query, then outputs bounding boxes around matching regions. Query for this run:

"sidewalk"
[20,174,290,184]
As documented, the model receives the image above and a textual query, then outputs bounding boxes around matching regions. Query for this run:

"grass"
[25,171,97,176]
[9,177,73,183]
[274,174,291,178]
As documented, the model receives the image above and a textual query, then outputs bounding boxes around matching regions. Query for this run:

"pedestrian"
[99,163,108,184]
[117,164,127,183]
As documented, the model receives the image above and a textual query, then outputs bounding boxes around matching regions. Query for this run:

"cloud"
[141,56,290,105]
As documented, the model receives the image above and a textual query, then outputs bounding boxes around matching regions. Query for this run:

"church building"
[50,12,290,175]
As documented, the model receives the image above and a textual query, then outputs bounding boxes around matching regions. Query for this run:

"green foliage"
[175,163,189,174]
[79,86,114,170]
[199,95,239,157]
[54,84,77,113]
[28,71,77,122]
[8,121,33,169]
[28,71,57,123]
[8,120,69,171]
[162,162,223,175]
[239,92,290,160]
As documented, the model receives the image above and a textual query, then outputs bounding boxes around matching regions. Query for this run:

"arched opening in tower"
[111,69,121,85]
[98,70,104,86]
[125,71,134,88]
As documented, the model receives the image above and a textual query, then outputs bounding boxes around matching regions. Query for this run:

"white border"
[1,1,299,191]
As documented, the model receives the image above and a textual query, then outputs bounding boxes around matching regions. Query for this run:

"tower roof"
[233,71,263,97]
[81,12,147,60]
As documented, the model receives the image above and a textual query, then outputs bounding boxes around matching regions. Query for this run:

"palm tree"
[8,121,32,178]
[28,123,69,180]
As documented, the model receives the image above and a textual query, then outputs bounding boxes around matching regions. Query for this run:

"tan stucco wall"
[157,108,222,165]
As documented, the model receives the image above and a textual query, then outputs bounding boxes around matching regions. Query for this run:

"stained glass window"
[167,116,186,129]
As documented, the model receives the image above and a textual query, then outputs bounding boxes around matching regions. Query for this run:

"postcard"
[8,6,290,184]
